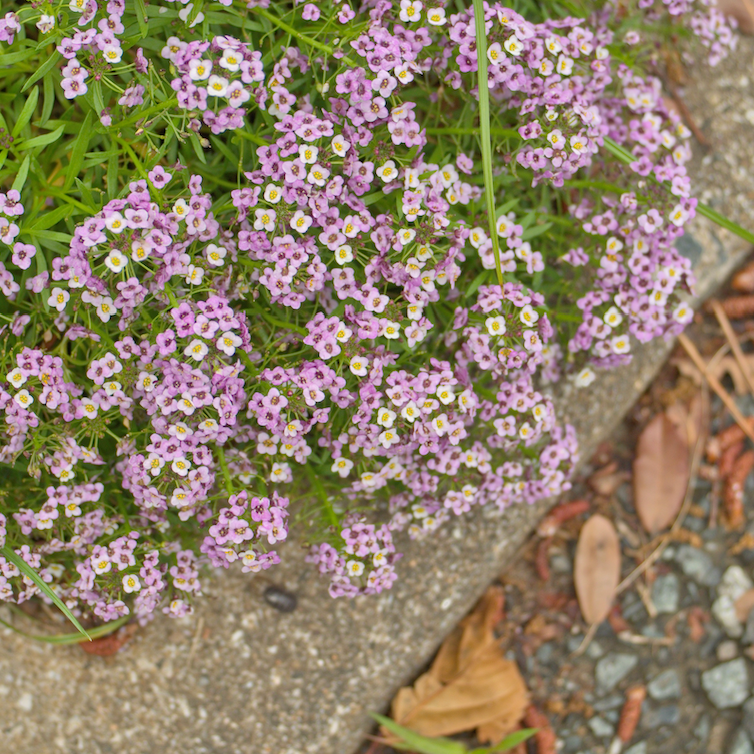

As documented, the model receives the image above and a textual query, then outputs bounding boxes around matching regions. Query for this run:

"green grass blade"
[602,136,754,246]
[484,728,538,752]
[1,546,91,639]
[370,714,467,754]
[0,613,128,644]
[64,111,94,190]
[472,0,504,290]
[11,87,39,137]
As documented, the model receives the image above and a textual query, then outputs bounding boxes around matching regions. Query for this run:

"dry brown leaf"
[79,624,138,656]
[588,461,629,497]
[717,0,754,34]
[633,413,690,534]
[674,355,754,396]
[573,514,621,625]
[732,259,754,292]
[734,589,754,622]
[390,586,528,743]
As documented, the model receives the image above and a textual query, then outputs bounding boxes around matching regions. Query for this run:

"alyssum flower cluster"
[0,0,737,623]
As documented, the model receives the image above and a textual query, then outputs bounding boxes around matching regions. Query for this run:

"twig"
[616,382,708,594]
[635,580,657,619]
[710,299,754,396]
[617,631,675,647]
[678,333,754,444]
[571,621,599,657]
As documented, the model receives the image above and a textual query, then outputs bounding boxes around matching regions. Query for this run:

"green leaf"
[107,150,119,199]
[370,715,467,754]
[15,124,65,151]
[40,71,55,126]
[479,729,538,753]
[0,48,37,66]
[11,155,31,193]
[64,112,94,190]
[133,0,150,37]
[11,87,39,137]
[22,52,61,93]
[0,546,91,640]
[26,203,74,231]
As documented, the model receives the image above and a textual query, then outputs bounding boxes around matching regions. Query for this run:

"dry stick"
[678,333,754,444]
[616,382,708,595]
[711,299,754,396]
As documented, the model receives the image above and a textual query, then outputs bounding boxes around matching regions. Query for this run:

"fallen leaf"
[717,0,754,34]
[573,514,621,625]
[390,586,528,744]
[633,413,690,534]
[588,461,629,497]
[734,588,754,622]
[79,624,138,656]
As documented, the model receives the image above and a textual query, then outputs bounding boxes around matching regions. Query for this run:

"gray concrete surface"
[1,40,753,754]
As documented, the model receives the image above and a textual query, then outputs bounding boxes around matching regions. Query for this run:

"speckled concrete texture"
[1,42,753,754]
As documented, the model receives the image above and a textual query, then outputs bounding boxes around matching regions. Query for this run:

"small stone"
[567,634,584,654]
[640,624,666,639]
[742,698,754,741]
[695,714,711,743]
[641,703,680,729]
[536,642,554,664]
[16,693,32,712]
[625,743,648,754]
[586,640,605,660]
[550,553,572,573]
[652,573,680,614]
[647,669,682,701]
[595,653,638,692]
[743,611,754,645]
[674,545,721,586]
[719,566,754,600]
[563,735,584,754]
[588,716,615,738]
[592,693,624,712]
[717,640,739,661]
[728,728,754,754]
[701,659,749,709]
[713,595,745,638]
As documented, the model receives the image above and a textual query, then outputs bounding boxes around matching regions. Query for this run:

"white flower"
[673,302,694,324]
[436,384,455,405]
[184,339,209,361]
[36,14,55,33]
[346,560,365,577]
[377,408,396,428]
[91,554,111,574]
[496,215,513,237]
[96,296,116,322]
[14,389,33,408]
[104,249,128,273]
[401,401,419,423]
[48,287,70,312]
[189,58,212,81]
[307,164,329,187]
[519,422,533,440]
[206,243,227,267]
[335,324,352,343]
[426,7,446,24]
[574,367,596,388]
[519,304,539,326]
[264,184,282,204]
[376,160,398,183]
[504,37,524,56]
[669,204,689,227]
[399,0,422,23]
[216,331,242,356]
[219,49,241,72]
[611,335,630,354]
[290,210,312,233]
[254,209,276,232]
[171,457,191,476]
[7,368,26,388]
[469,227,488,249]
[532,403,547,423]
[122,574,141,593]
[570,134,589,155]
[545,36,562,54]
[207,75,229,97]
[331,135,350,157]
[349,356,368,376]
[80,398,98,419]
[334,245,353,265]
[102,45,123,64]
[378,429,400,448]
[603,306,623,328]
[137,371,156,392]
[179,3,204,27]
[143,453,164,476]
[69,0,87,11]
[398,228,416,245]
[299,145,319,164]
[105,212,126,234]
[185,264,204,285]
[382,321,401,339]
[104,380,122,396]
[557,54,574,75]
[485,316,507,336]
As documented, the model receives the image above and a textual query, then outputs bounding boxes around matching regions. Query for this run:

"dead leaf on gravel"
[390,586,528,744]
[574,515,621,625]
[79,624,138,656]
[735,589,754,622]
[633,413,689,534]
[716,0,754,34]
[588,461,629,497]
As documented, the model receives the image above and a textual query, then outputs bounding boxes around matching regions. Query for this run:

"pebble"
[624,743,648,754]
[16,692,32,712]
[535,642,554,664]
[586,640,605,660]
[743,611,754,645]
[728,728,754,754]
[701,659,750,709]
[595,653,638,692]
[718,566,754,601]
[550,553,572,573]
[588,716,615,738]
[641,703,680,729]
[695,715,711,743]
[647,669,682,701]
[712,595,744,638]
[718,640,739,661]
[742,697,754,742]
[592,693,625,712]
[675,545,722,586]
[713,567,754,637]
[651,573,680,614]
